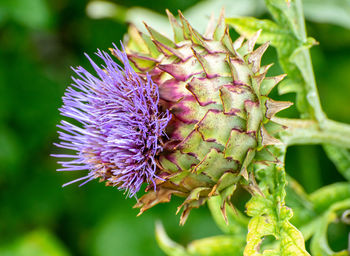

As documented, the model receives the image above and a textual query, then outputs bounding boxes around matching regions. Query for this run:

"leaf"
[323,145,350,181]
[310,199,350,256]
[187,235,245,256]
[309,182,350,214]
[263,0,326,121]
[226,17,294,47]
[155,221,245,256]
[244,146,310,256]
[155,221,189,256]
[207,195,249,235]
[285,175,315,228]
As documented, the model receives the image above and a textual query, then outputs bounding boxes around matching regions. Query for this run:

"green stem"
[294,0,326,123]
[274,117,350,149]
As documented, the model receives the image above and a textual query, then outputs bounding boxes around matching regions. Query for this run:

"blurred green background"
[0,0,349,255]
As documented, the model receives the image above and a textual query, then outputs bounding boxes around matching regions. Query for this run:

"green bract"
[120,10,292,224]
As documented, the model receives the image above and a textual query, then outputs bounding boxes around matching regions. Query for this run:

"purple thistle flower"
[53,44,171,197]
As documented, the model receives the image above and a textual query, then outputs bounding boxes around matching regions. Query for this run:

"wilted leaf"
[244,145,309,256]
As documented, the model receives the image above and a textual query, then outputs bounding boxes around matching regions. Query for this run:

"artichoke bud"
[118,10,292,224]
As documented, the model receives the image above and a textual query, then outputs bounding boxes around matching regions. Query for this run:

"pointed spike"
[191,28,212,49]
[178,10,191,39]
[191,47,214,78]
[221,27,235,54]
[220,202,228,224]
[260,74,287,96]
[144,22,175,48]
[247,29,262,52]
[151,39,185,60]
[140,33,161,58]
[254,72,266,87]
[240,149,255,180]
[233,36,245,51]
[204,13,216,40]
[248,41,270,73]
[265,99,293,119]
[180,208,191,226]
[126,24,149,54]
[225,55,238,81]
[166,9,185,43]
[177,12,210,49]
[208,184,218,197]
[214,8,226,41]
[126,53,158,71]
[260,125,283,146]
[249,172,264,197]
[259,63,274,75]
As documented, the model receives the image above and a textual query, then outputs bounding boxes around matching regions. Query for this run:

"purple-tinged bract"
[53,45,171,197]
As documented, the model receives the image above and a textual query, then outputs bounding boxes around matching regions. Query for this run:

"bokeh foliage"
[0,0,349,255]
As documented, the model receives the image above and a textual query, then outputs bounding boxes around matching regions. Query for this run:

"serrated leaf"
[245,146,310,256]
[264,0,305,41]
[263,0,326,121]
[226,17,294,47]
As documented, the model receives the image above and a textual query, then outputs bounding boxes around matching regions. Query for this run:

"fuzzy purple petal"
[54,44,171,197]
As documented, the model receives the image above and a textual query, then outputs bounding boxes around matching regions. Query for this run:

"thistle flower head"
[53,44,171,197]
[124,10,291,224]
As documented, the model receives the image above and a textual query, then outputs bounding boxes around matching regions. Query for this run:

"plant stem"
[274,117,350,149]
[294,0,326,123]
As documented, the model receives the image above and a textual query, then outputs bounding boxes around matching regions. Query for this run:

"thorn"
[260,125,283,146]
[260,74,287,96]
[248,41,270,73]
[191,47,214,78]
[143,22,175,47]
[221,27,235,54]
[166,9,184,43]
[208,184,218,197]
[247,29,262,52]
[204,13,216,39]
[265,99,293,119]
[180,208,191,226]
[178,10,191,39]
[213,8,226,40]
[259,63,274,75]
[151,39,185,60]
[233,36,245,51]
[220,201,228,224]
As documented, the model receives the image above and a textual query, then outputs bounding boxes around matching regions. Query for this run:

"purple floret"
[53,44,171,197]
